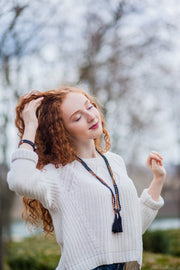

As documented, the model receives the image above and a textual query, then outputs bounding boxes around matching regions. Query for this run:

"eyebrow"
[70,99,90,120]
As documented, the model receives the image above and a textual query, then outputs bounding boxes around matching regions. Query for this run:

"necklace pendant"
[112,211,123,233]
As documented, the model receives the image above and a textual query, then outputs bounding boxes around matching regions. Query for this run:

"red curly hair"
[15,86,111,235]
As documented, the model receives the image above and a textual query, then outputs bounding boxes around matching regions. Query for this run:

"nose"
[85,110,96,122]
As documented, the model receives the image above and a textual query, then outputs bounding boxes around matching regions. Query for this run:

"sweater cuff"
[11,149,38,165]
[140,188,164,210]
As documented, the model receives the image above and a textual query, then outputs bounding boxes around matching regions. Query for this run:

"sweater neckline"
[80,152,109,161]
[81,156,101,161]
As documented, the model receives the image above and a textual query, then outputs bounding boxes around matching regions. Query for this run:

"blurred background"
[0,0,180,269]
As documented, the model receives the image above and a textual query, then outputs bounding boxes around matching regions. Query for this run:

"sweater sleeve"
[139,188,164,234]
[7,149,60,210]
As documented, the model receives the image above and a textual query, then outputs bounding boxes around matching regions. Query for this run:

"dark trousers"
[93,263,125,270]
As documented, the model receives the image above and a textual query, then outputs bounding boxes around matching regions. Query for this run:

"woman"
[7,86,166,270]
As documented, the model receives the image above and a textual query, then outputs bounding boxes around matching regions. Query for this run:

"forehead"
[61,92,89,117]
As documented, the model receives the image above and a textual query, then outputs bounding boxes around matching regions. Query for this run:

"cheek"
[95,108,101,120]
[68,122,88,136]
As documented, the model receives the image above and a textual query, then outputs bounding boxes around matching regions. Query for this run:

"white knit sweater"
[7,149,164,270]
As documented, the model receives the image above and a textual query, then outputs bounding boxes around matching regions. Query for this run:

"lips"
[89,122,99,129]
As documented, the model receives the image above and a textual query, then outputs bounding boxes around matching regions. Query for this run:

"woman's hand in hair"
[20,97,44,148]
[22,97,44,130]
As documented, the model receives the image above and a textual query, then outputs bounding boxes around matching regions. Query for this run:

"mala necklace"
[76,148,123,233]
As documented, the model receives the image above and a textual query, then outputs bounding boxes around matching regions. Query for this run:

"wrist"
[24,123,38,132]
[23,126,37,142]
[153,175,165,185]
[148,178,165,201]
[18,139,37,151]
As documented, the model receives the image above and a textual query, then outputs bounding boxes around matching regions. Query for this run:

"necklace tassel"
[112,211,123,233]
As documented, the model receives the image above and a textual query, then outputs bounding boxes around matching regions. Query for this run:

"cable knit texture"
[7,149,164,270]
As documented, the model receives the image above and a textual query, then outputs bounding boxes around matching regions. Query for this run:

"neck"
[75,140,99,159]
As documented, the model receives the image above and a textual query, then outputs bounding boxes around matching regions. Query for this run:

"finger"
[35,96,44,102]
[33,97,44,107]
[152,158,163,166]
[151,150,163,159]
[33,97,44,104]
[22,97,44,115]
[152,158,163,167]
[34,97,44,117]
[151,159,157,169]
[146,154,163,168]
[27,97,44,109]
[151,159,162,169]
[149,153,162,162]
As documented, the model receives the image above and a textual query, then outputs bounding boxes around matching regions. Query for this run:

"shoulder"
[42,162,72,176]
[104,151,127,173]
[42,163,62,177]
[105,151,125,162]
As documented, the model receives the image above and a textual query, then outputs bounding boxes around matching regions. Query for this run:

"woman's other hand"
[146,151,166,182]
[146,151,166,201]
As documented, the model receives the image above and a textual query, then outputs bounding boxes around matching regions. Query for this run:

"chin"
[92,130,103,139]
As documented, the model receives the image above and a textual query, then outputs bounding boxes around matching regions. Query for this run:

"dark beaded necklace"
[76,148,123,233]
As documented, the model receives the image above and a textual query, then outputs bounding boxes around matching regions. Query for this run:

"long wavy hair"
[15,86,111,235]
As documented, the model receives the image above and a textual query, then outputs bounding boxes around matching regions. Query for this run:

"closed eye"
[75,116,81,122]
[74,105,94,121]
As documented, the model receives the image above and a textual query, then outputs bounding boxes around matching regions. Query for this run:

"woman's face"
[61,92,103,145]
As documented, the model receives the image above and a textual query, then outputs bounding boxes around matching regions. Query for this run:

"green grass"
[166,229,180,256]
[143,229,180,257]
[142,252,180,270]
[6,234,60,269]
[4,229,180,269]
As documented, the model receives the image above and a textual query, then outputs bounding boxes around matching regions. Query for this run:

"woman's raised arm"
[7,96,59,210]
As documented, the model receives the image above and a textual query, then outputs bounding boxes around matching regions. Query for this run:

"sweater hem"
[56,250,142,270]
